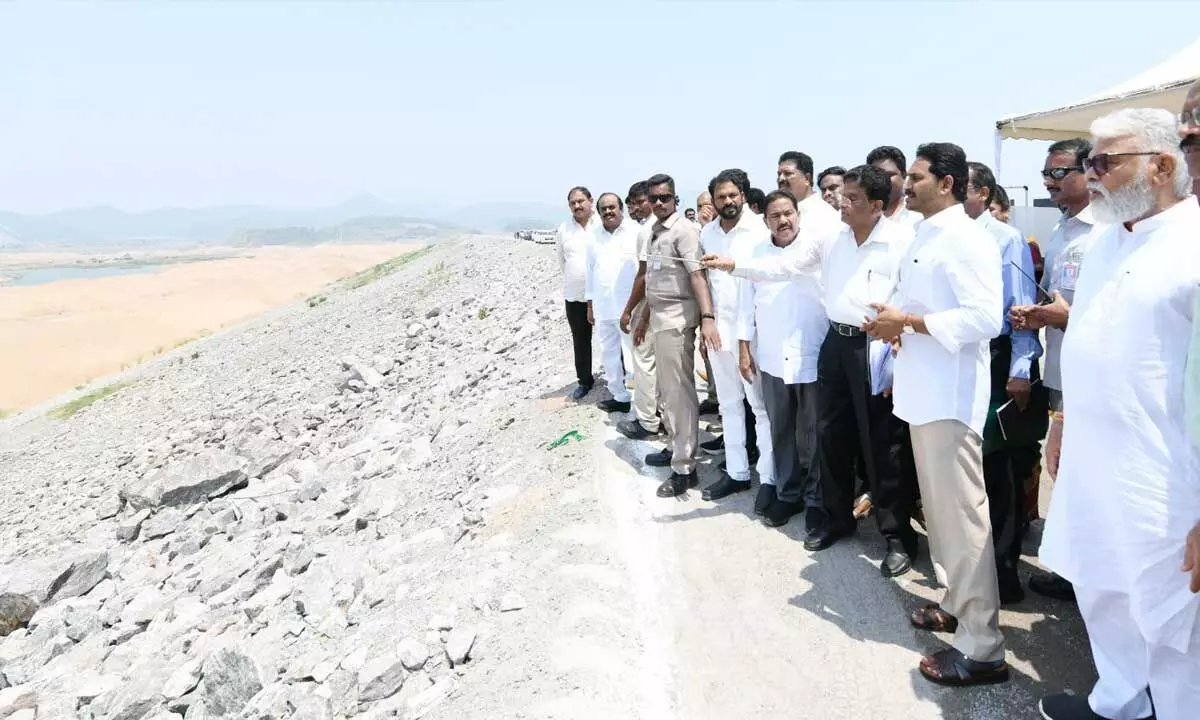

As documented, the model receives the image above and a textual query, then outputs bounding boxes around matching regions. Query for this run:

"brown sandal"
[919,648,1010,687]
[910,603,959,633]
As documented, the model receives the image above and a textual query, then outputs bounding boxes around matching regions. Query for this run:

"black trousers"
[760,371,821,507]
[564,300,593,388]
[983,335,1024,598]
[816,327,918,542]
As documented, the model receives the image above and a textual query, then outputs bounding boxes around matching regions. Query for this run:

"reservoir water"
[2,264,168,287]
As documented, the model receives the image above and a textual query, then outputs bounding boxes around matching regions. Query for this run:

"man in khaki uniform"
[634,173,721,498]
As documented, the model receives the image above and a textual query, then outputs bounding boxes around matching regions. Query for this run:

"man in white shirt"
[556,186,598,401]
[863,142,1007,687]
[702,189,832,535]
[867,145,924,232]
[694,189,720,416]
[1019,108,1200,720]
[696,169,775,503]
[586,193,639,414]
[704,167,922,566]
[777,150,844,238]
[618,181,665,441]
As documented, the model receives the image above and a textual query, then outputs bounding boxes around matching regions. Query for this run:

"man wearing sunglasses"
[1011,138,1106,606]
[1032,108,1200,720]
[963,160,1042,609]
[634,173,721,498]
[1181,78,1200,193]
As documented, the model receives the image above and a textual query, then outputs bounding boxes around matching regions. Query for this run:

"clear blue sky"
[0,1,1194,214]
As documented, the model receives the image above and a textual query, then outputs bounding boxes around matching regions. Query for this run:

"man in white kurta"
[696,171,775,502]
[1036,108,1200,720]
[586,193,639,412]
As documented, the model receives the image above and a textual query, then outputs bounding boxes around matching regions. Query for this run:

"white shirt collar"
[921,203,967,230]
[1126,197,1198,235]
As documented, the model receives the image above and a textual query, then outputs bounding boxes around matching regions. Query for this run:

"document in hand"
[994,383,1048,446]
[869,339,893,396]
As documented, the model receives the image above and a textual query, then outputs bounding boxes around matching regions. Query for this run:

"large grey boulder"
[44,551,109,603]
[122,452,247,510]
[198,647,262,718]
[0,595,37,637]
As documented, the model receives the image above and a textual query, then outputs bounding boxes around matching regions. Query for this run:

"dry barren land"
[0,244,417,413]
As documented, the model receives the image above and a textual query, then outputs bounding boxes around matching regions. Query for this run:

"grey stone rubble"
[0,237,589,719]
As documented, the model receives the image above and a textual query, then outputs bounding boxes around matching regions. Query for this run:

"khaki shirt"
[644,211,703,332]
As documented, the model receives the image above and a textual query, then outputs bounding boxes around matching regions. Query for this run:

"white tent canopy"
[997,36,1200,141]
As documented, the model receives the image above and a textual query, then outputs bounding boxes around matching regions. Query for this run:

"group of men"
[553,78,1200,720]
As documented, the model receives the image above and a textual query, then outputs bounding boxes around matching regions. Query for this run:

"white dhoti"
[1076,585,1200,720]
[707,347,774,483]
[595,319,632,403]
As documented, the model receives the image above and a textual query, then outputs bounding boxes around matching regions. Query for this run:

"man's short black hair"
[1046,137,1093,165]
[645,173,675,194]
[841,164,891,208]
[763,189,798,210]
[567,186,592,201]
[967,161,998,204]
[597,192,624,210]
[778,151,814,180]
[916,142,969,203]
[708,168,751,197]
[866,145,908,172]
[817,166,846,187]
[627,180,650,200]
[746,187,767,209]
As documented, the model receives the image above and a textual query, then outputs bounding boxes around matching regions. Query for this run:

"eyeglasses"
[649,194,674,204]
[1179,105,1200,128]
[1040,166,1083,181]
[1082,152,1161,177]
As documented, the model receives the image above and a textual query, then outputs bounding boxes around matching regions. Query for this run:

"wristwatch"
[902,313,915,335]
[701,313,715,321]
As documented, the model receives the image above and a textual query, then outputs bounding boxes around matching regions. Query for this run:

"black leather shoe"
[698,398,720,415]
[656,472,698,498]
[1000,582,1026,606]
[597,399,631,413]
[700,436,725,455]
[617,419,661,440]
[881,538,915,577]
[571,384,592,401]
[805,510,855,551]
[1029,572,1076,602]
[754,484,776,516]
[701,473,751,501]
[644,449,672,467]
[762,499,803,528]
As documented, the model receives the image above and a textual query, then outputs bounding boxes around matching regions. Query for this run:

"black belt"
[829,321,863,338]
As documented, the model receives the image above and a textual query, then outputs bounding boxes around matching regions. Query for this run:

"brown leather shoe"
[919,648,1009,687]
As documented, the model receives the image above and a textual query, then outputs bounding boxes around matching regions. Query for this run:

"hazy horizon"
[1,1,1195,217]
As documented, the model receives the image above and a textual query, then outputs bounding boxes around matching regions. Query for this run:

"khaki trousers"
[909,419,1005,663]
[631,301,660,432]
[654,325,698,474]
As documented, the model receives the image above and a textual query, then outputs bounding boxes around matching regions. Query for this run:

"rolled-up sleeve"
[923,238,1004,353]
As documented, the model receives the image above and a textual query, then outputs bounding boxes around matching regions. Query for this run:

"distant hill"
[0,194,564,252]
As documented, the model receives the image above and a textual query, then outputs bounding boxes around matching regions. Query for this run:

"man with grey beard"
[1182,77,1200,193]
[1017,108,1200,720]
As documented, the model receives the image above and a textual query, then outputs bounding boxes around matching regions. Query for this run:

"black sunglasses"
[649,194,675,204]
[1082,152,1161,177]
[1040,166,1083,181]
[1179,106,1200,128]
